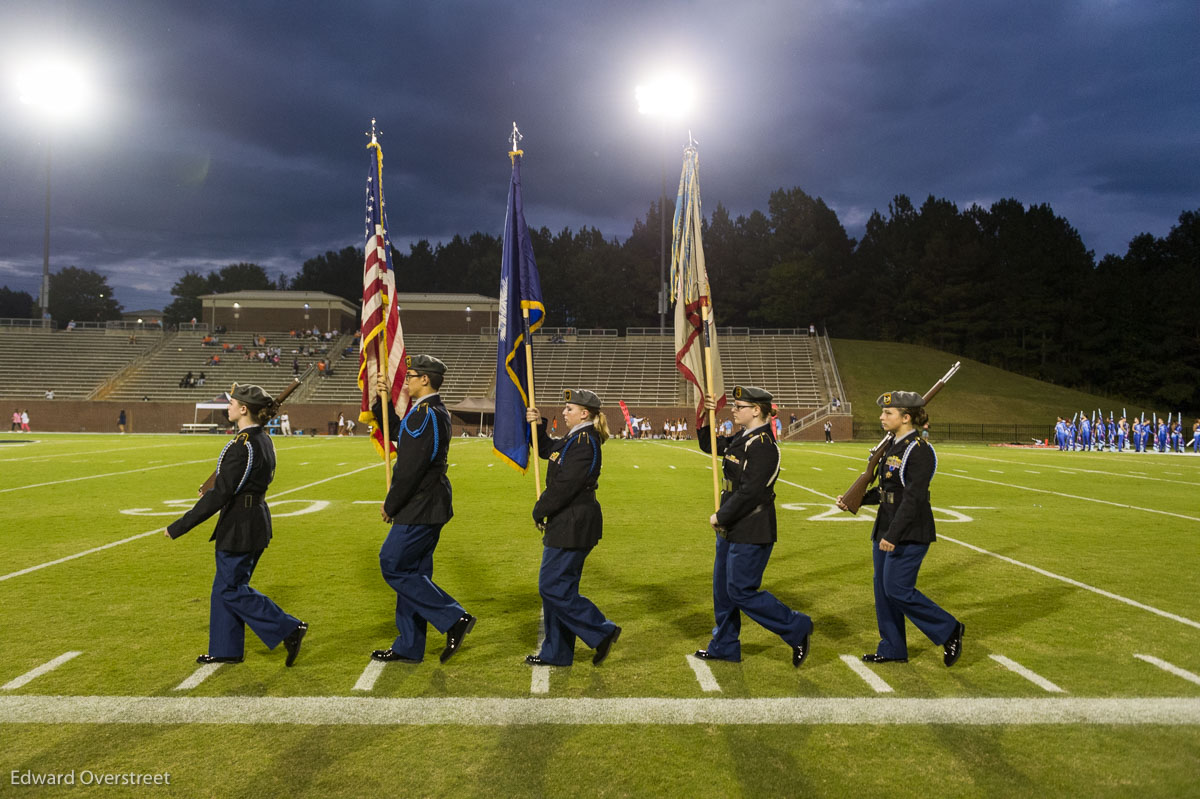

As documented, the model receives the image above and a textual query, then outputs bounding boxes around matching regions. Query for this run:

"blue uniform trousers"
[210,549,301,659]
[705,534,813,661]
[871,542,958,659]
[379,523,465,660]
[537,545,616,665]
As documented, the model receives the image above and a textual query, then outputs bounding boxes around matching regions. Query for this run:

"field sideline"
[2,433,1198,797]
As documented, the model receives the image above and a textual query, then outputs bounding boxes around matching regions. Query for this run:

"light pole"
[16,58,90,324]
[636,74,695,334]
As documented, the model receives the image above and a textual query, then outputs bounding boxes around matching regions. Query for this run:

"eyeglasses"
[733,403,754,410]
[404,372,420,380]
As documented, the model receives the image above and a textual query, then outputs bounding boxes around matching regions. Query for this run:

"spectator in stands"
[11,409,20,431]
[20,409,31,432]
[164,383,309,668]
[202,335,214,346]
[208,354,221,367]
[694,387,811,668]
[181,371,195,389]
[316,360,327,377]
[292,357,300,375]
[66,320,76,331]
[118,409,127,434]
[44,389,55,400]
[523,389,621,667]
[831,396,841,410]
[790,413,798,427]
[197,371,207,387]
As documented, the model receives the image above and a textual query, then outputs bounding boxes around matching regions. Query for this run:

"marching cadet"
[523,390,621,667]
[370,355,476,664]
[165,384,308,667]
[836,391,963,667]
[693,386,813,667]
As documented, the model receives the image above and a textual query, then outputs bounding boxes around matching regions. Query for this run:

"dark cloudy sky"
[1,0,1196,313]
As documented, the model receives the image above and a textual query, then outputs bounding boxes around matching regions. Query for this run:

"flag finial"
[367,118,381,145]
[509,122,523,152]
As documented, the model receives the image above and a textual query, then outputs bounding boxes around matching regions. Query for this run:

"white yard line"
[352,661,387,692]
[839,655,894,693]
[1134,654,1200,687]
[530,609,550,694]
[8,695,1193,725]
[0,459,212,493]
[0,464,379,584]
[947,453,1200,487]
[940,534,1200,630]
[174,663,224,691]
[989,655,1065,693]
[1,652,82,691]
[0,441,180,462]
[937,472,1200,522]
[684,655,722,693]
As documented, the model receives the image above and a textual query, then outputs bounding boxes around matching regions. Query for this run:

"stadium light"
[636,72,695,333]
[16,56,93,324]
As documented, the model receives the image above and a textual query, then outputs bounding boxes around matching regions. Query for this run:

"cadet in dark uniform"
[165,383,308,666]
[370,355,476,664]
[836,391,963,666]
[523,389,621,667]
[694,386,812,666]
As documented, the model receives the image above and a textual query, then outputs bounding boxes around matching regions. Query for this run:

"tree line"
[2,190,1196,410]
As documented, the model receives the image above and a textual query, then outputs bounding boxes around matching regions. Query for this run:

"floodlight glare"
[635,74,695,120]
[16,58,90,117]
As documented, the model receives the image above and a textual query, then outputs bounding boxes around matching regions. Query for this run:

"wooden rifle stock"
[838,361,961,515]
[197,369,312,495]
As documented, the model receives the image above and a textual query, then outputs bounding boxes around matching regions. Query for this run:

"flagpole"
[371,127,393,489]
[511,133,542,497]
[700,301,720,513]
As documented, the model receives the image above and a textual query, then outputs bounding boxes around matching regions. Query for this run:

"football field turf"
[2,433,1198,797]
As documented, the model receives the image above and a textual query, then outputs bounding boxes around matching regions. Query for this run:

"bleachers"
[292,334,825,409]
[0,329,159,400]
[0,326,831,410]
[104,331,343,402]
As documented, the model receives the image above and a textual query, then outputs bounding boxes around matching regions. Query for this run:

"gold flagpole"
[510,131,542,497]
[700,301,720,513]
[370,124,393,489]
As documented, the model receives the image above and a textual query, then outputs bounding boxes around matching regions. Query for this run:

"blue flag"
[493,150,544,472]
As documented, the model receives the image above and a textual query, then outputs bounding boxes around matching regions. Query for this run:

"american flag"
[358,137,407,457]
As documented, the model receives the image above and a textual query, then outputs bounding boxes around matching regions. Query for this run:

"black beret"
[406,354,447,375]
[230,383,273,408]
[876,390,925,409]
[732,385,773,403]
[563,388,602,411]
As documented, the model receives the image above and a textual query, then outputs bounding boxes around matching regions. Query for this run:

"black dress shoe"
[592,625,622,666]
[283,622,308,667]
[524,654,564,667]
[693,649,740,663]
[792,634,810,667]
[371,648,421,664]
[196,654,243,664]
[440,613,477,664]
[861,653,908,664]
[943,622,965,667]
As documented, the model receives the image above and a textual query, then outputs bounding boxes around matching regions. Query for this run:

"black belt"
[240,494,266,508]
[882,491,899,504]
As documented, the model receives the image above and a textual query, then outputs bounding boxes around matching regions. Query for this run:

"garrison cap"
[406,354,447,375]
[732,385,773,403]
[563,388,602,411]
[876,390,925,409]
[230,383,274,408]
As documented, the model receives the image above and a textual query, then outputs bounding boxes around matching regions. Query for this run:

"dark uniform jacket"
[698,423,780,544]
[532,421,603,549]
[861,430,937,545]
[167,425,275,553]
[375,393,453,524]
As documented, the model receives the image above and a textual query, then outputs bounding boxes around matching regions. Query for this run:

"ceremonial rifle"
[838,361,960,515]
[197,368,312,495]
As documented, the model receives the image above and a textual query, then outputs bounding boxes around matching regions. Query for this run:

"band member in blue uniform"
[693,386,813,667]
[1193,420,1200,454]
[1156,418,1169,452]
[166,383,308,666]
[1116,417,1128,452]
[1093,417,1105,451]
[1079,415,1092,451]
[1054,417,1066,450]
[836,391,963,667]
[370,355,476,664]
[523,389,621,667]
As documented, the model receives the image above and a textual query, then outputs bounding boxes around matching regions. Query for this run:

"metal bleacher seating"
[0,328,159,400]
[103,331,343,402]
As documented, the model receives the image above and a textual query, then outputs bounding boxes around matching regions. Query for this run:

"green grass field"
[2,432,1199,798]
